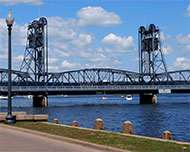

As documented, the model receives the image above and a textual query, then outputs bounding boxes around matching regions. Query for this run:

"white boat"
[24,95,33,99]
[62,95,68,97]
[126,95,132,101]
[102,96,107,100]
[0,96,8,100]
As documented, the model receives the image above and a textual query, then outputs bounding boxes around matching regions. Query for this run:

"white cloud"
[0,18,27,70]
[174,57,190,69]
[48,17,93,50]
[0,19,7,42]
[97,47,103,53]
[185,4,190,17]
[71,33,92,47]
[0,0,43,5]
[0,18,27,47]
[160,31,172,55]
[0,13,130,72]
[52,49,70,57]
[13,24,27,47]
[134,57,140,61]
[167,66,174,72]
[160,31,171,41]
[160,32,165,41]
[77,6,122,27]
[175,33,190,54]
[11,55,24,70]
[48,58,59,64]
[0,16,113,71]
[47,16,120,71]
[162,45,173,55]
[61,60,80,69]
[175,33,190,44]
[183,45,190,53]
[13,55,24,61]
[0,43,7,53]
[89,54,106,62]
[47,16,102,68]
[114,60,122,65]
[0,54,7,59]
[48,17,77,42]
[48,65,59,72]
[78,50,90,58]
[102,33,135,53]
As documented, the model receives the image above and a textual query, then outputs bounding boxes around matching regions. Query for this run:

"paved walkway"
[0,124,129,152]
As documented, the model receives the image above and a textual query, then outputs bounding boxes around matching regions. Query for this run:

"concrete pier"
[162,131,172,140]
[72,121,79,127]
[33,95,48,107]
[123,121,134,134]
[94,118,104,130]
[53,118,59,124]
[140,93,157,104]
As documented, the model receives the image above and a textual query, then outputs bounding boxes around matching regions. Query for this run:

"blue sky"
[0,0,189,72]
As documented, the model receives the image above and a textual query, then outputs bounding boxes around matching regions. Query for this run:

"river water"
[0,93,190,142]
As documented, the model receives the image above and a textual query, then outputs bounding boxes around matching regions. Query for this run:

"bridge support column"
[139,93,157,104]
[33,95,48,107]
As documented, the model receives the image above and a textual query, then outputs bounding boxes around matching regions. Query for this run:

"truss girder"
[0,68,189,86]
[46,68,139,86]
[0,68,34,85]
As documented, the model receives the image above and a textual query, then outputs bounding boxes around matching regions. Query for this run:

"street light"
[5,10,16,124]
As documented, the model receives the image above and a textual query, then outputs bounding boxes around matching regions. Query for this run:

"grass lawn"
[10,122,190,152]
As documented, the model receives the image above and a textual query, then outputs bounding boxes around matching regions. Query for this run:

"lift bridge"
[0,17,189,106]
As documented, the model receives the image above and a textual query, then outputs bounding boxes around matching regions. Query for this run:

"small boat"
[62,95,68,97]
[24,95,33,99]
[102,96,107,100]
[126,95,132,101]
[0,96,8,100]
[121,95,124,98]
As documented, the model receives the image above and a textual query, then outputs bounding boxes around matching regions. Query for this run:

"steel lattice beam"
[0,68,190,87]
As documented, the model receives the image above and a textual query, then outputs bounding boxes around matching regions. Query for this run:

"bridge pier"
[33,95,48,107]
[139,93,157,104]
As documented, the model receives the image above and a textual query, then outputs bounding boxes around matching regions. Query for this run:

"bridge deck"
[0,85,189,95]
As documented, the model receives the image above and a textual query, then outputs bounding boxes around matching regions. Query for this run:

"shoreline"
[1,121,189,152]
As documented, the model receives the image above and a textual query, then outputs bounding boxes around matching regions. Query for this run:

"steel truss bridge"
[0,68,189,95]
[0,18,189,96]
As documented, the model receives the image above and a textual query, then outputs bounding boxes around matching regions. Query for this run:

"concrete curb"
[0,123,130,152]
[43,122,190,145]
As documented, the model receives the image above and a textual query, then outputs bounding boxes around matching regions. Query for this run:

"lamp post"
[5,10,16,124]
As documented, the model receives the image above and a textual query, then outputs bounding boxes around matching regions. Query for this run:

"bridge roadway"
[0,85,189,96]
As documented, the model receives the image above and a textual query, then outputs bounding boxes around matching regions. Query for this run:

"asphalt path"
[0,124,128,152]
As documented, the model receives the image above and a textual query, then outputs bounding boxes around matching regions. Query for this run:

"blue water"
[0,94,190,142]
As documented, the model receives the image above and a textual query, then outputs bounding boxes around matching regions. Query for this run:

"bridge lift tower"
[20,17,48,84]
[138,24,168,103]
[20,17,48,106]
[138,24,168,83]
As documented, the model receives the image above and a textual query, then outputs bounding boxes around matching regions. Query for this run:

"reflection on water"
[0,94,190,142]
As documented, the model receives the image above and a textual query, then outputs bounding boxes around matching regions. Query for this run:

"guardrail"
[0,85,189,92]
